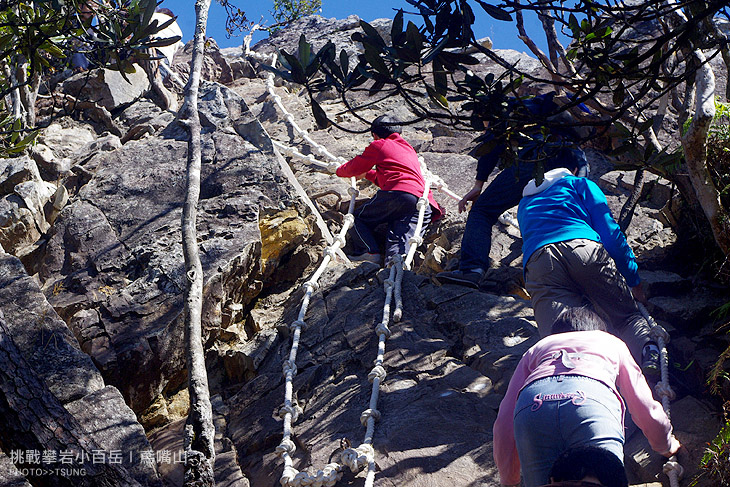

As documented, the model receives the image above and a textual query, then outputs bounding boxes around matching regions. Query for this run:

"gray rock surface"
[0,248,160,485]
[66,386,162,487]
[172,39,234,86]
[61,66,150,110]
[31,82,319,414]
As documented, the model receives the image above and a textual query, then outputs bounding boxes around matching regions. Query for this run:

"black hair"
[370,115,402,138]
[549,446,628,487]
[551,307,607,334]
[156,7,175,17]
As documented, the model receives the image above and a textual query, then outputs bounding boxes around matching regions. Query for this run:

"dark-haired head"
[546,445,628,487]
[551,307,607,334]
[156,7,175,17]
[371,115,402,139]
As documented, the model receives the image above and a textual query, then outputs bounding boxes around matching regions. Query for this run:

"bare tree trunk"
[681,48,730,256]
[0,314,141,487]
[179,1,215,486]
[5,61,23,121]
[142,49,179,112]
[619,168,645,232]
[17,57,39,127]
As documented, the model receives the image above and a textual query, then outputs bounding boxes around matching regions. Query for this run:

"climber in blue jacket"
[517,164,659,374]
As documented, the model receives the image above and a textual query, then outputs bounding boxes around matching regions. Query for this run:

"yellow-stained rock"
[258,208,311,273]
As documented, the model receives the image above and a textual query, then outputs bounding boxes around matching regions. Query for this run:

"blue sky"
[160,0,560,53]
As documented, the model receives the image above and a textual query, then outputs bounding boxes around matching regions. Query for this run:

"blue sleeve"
[578,179,640,287]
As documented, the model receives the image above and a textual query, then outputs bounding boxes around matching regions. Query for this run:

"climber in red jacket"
[335,115,443,265]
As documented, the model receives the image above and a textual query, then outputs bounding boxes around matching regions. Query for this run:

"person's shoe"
[433,269,484,289]
[641,344,660,378]
[349,252,382,265]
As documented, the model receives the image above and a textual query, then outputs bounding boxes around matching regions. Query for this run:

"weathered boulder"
[172,38,234,86]
[31,82,320,415]
[37,122,98,161]
[66,386,162,486]
[61,66,150,110]
[0,248,161,486]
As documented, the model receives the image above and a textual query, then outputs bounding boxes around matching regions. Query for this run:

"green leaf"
[638,118,654,133]
[425,84,448,109]
[612,83,625,106]
[359,20,386,48]
[423,35,449,64]
[474,0,513,21]
[142,35,181,48]
[363,45,389,76]
[41,42,65,58]
[298,34,311,67]
[340,49,349,76]
[391,9,404,40]
[282,50,306,83]
[433,59,447,96]
[310,98,331,128]
[259,63,294,82]
[141,0,156,29]
[405,21,423,54]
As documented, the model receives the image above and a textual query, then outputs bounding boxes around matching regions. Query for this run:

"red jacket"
[336,133,443,219]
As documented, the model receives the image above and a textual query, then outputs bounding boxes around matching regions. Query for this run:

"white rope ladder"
[638,302,683,487]
[243,47,462,487]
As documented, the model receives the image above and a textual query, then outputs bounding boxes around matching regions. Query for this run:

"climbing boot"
[641,343,660,379]
[433,269,484,289]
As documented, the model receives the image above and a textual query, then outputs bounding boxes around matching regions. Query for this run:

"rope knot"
[279,403,303,422]
[340,444,375,472]
[408,235,423,246]
[281,465,299,486]
[290,319,307,332]
[416,197,428,210]
[303,280,319,293]
[655,381,676,401]
[335,235,347,248]
[324,247,337,259]
[343,214,355,226]
[663,459,684,478]
[368,365,387,382]
[347,186,359,197]
[650,324,671,344]
[375,323,391,339]
[321,464,343,486]
[276,438,297,456]
[291,471,310,487]
[360,408,381,426]
[282,359,298,378]
[327,161,340,174]
[383,279,394,291]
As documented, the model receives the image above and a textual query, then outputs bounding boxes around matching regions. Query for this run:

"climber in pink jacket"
[492,307,680,487]
[336,115,442,265]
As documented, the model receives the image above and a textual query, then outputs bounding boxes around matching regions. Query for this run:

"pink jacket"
[336,133,443,219]
[493,330,673,486]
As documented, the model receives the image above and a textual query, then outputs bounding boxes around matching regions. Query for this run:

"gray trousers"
[525,239,650,361]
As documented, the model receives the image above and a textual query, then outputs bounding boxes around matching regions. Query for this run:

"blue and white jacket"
[517,168,640,287]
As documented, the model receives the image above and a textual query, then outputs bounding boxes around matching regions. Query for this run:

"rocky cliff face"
[0,12,727,487]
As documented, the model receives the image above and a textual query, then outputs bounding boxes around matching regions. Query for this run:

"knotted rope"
[241,47,473,487]
[275,177,358,487]
[638,302,683,487]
